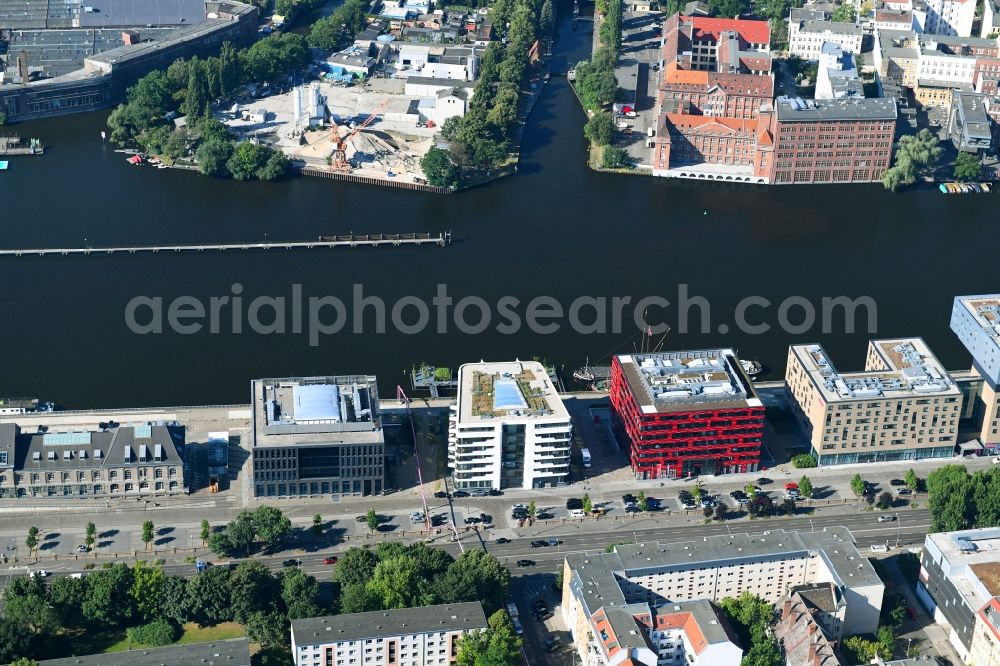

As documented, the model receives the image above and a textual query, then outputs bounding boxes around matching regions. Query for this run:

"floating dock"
[0,134,43,156]
[0,232,451,257]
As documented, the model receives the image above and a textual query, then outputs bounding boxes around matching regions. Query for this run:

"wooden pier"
[0,134,43,156]
[0,232,451,258]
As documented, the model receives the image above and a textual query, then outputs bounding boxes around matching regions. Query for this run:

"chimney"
[782,599,792,618]
[808,623,817,636]
[807,644,816,662]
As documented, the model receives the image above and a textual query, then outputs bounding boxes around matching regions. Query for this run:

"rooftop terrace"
[456,360,567,422]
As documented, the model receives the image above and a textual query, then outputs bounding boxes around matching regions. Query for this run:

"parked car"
[410,511,425,523]
[489,489,504,496]
[896,488,912,495]
[433,491,449,499]
[465,517,481,525]
[76,545,88,553]
[543,635,561,652]
[516,559,535,567]
[566,498,583,510]
[878,514,896,522]
[537,511,554,520]
[889,479,905,486]
[570,508,586,518]
[480,513,493,525]
[784,482,798,491]
[452,490,469,498]
[532,600,548,612]
[757,477,772,485]
[512,503,527,512]
[323,556,338,565]
[622,493,636,504]
[512,617,523,635]
[471,489,489,497]
[871,543,890,553]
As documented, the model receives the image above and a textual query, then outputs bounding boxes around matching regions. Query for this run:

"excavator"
[329,99,390,172]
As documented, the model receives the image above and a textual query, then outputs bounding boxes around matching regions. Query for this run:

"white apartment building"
[290,603,487,666]
[786,338,961,466]
[925,0,975,36]
[788,10,864,60]
[562,527,885,660]
[448,360,571,490]
[983,0,1000,37]
[918,36,978,84]
[972,598,1000,666]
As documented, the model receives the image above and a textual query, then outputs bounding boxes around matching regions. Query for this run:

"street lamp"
[895,512,902,548]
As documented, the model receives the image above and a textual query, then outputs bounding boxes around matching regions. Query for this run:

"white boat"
[740,359,763,376]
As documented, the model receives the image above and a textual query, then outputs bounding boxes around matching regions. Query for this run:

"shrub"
[791,453,817,468]
[126,618,179,646]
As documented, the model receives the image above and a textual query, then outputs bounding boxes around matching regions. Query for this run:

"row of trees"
[333,542,510,616]
[574,1,619,112]
[107,33,308,180]
[208,505,293,557]
[0,559,321,662]
[927,464,1000,532]
[431,0,548,182]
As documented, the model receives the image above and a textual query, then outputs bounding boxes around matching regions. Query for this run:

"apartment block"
[816,43,864,100]
[917,528,1000,661]
[448,360,570,490]
[973,597,1000,666]
[562,527,884,651]
[39,638,251,666]
[0,422,185,499]
[609,350,763,479]
[788,9,864,61]
[949,90,994,151]
[951,295,1000,448]
[877,30,1000,98]
[924,0,976,37]
[775,586,847,666]
[250,375,384,498]
[875,30,921,87]
[580,598,742,666]
[785,338,961,465]
[291,603,487,666]
[984,0,1000,37]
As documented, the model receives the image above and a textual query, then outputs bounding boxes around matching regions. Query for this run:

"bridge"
[0,232,451,257]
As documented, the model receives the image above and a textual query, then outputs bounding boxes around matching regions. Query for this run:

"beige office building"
[786,338,961,465]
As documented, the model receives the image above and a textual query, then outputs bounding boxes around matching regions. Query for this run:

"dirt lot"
[220,78,441,183]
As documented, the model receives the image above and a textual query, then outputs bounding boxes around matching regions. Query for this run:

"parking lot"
[614,10,664,167]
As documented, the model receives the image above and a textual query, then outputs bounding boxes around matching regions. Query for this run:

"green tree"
[0,619,31,664]
[884,129,942,191]
[601,145,632,169]
[131,562,166,621]
[85,522,97,551]
[584,111,616,146]
[337,581,377,614]
[227,141,271,181]
[25,525,39,555]
[367,554,426,609]
[218,41,242,97]
[185,564,234,626]
[435,550,510,615]
[719,593,780,666]
[406,542,454,581]
[312,514,323,537]
[3,576,55,635]
[905,468,919,491]
[527,500,537,520]
[540,0,554,35]
[850,474,866,497]
[843,636,879,664]
[791,453,817,468]
[878,492,894,510]
[876,625,896,659]
[182,57,212,121]
[582,493,593,514]
[798,476,813,499]
[49,575,87,627]
[230,561,282,624]
[159,574,191,624]
[282,567,323,619]
[455,609,522,666]
[196,136,235,177]
[745,484,757,500]
[142,520,155,551]
[953,151,983,181]
[421,147,460,188]
[574,59,617,110]
[928,465,975,532]
[83,563,136,627]
[10,659,40,666]
[334,547,379,587]
[256,148,289,181]
[708,0,751,17]
[246,610,289,648]
[254,506,292,551]
[832,3,856,21]
[366,508,380,534]
[200,519,211,546]
[126,618,179,646]
[714,502,728,521]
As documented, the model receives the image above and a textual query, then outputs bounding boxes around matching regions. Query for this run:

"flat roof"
[798,20,863,37]
[877,29,919,59]
[455,360,568,423]
[292,602,487,645]
[775,96,897,121]
[790,338,958,403]
[566,527,880,618]
[251,376,383,448]
[404,75,475,88]
[615,349,761,414]
[77,0,206,27]
[39,638,251,666]
[955,295,1000,349]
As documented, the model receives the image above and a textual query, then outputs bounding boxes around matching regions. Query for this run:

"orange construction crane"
[329,99,390,172]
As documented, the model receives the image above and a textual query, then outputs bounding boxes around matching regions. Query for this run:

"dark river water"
[2,2,997,408]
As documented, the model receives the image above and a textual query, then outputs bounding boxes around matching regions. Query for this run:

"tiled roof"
[684,16,770,46]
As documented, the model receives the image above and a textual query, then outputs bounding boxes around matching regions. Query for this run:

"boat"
[573,357,596,382]
[0,161,7,171]
[740,359,763,376]
[940,181,992,193]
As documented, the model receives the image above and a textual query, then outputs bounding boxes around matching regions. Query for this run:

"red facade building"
[609,350,765,479]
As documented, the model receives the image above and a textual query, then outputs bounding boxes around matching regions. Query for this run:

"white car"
[511,503,527,511]
[409,512,425,523]
[871,543,890,553]
[569,509,585,518]
[30,570,50,578]
[878,515,896,523]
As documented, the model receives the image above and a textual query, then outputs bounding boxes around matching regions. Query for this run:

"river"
[2,1,997,408]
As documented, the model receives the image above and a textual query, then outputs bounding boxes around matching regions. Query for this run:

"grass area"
[50,622,246,658]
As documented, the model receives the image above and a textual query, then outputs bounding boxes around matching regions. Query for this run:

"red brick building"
[661,14,771,72]
[658,64,774,118]
[609,350,764,479]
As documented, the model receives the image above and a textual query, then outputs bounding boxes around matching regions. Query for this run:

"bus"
[581,448,592,468]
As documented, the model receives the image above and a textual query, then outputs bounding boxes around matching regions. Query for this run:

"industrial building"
[609,350,764,479]
[291,602,487,666]
[250,375,384,498]
[0,0,258,122]
[0,422,186,498]
[561,527,884,664]
[785,338,961,465]
[448,360,571,490]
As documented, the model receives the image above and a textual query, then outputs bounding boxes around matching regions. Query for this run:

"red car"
[784,482,798,490]
[323,556,338,565]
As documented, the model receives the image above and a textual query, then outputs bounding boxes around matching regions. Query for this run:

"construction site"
[220,78,450,185]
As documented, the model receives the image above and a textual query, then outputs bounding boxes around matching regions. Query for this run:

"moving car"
[323,556,338,565]
[282,559,301,567]
[495,537,511,544]
[878,515,896,522]
[530,540,548,548]
[515,559,535,567]
[547,538,561,546]
[30,570,50,578]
